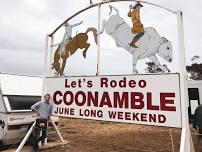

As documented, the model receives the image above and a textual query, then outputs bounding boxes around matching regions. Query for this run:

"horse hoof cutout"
[83,52,86,58]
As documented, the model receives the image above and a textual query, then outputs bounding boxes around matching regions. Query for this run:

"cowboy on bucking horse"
[128,2,144,48]
[59,20,83,54]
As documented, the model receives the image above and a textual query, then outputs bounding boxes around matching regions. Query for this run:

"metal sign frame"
[42,1,194,151]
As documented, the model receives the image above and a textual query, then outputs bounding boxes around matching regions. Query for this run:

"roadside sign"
[46,73,181,128]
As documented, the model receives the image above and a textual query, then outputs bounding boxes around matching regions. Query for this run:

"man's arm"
[71,21,83,28]
[31,101,41,116]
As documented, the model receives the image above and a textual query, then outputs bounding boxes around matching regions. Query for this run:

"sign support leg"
[96,3,101,75]
[49,36,54,76]
[177,10,195,152]
[15,121,36,152]
[41,34,50,146]
[50,118,65,142]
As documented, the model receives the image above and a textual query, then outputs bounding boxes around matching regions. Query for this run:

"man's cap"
[133,2,143,9]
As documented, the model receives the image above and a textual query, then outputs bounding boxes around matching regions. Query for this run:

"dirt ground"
[40,118,202,152]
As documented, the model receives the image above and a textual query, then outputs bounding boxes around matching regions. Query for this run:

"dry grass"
[42,118,202,152]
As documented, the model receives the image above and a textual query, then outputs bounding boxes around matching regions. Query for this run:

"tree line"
[145,55,202,80]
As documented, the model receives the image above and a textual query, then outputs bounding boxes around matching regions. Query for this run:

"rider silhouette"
[59,21,83,54]
[128,2,144,48]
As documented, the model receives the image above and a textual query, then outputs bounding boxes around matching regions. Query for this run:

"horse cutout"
[52,27,98,76]
[100,5,173,73]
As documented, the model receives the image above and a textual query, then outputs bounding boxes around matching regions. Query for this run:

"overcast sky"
[0,0,201,76]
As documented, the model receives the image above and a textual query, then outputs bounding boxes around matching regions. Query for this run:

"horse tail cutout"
[52,48,61,72]
[85,27,98,45]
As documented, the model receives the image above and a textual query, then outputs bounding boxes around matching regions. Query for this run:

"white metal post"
[49,36,54,76]
[50,118,65,142]
[42,34,49,98]
[177,10,195,152]
[40,34,50,146]
[16,121,36,152]
[96,3,101,75]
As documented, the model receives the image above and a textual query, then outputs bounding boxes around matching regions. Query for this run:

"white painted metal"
[43,35,54,146]
[42,34,50,146]
[96,3,101,75]
[49,36,54,77]
[15,121,36,152]
[49,0,177,36]
[50,118,64,142]
[177,10,194,152]
[42,34,49,99]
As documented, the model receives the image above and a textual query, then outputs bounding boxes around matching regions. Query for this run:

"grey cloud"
[0,0,201,76]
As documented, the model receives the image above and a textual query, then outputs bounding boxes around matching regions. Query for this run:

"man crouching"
[31,94,52,152]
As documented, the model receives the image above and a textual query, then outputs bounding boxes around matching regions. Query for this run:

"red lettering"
[78,79,82,88]
[132,113,140,121]
[63,91,73,105]
[70,108,74,115]
[87,80,93,88]
[75,91,86,106]
[158,114,166,123]
[141,113,147,122]
[100,92,112,107]
[97,110,103,118]
[125,112,131,120]
[138,80,146,88]
[87,91,98,107]
[65,79,70,88]
[147,92,159,110]
[110,80,117,88]
[100,78,108,87]
[118,112,123,119]
[71,81,76,88]
[160,93,176,111]
[149,114,156,122]
[114,92,128,108]
[131,92,144,109]
[119,77,126,88]
[108,111,117,119]
[53,91,62,105]
[129,80,136,88]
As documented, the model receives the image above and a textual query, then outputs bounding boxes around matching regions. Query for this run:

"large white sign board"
[46,74,182,128]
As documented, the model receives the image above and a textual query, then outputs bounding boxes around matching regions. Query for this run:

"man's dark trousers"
[32,119,48,151]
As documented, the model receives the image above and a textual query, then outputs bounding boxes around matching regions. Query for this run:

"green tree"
[145,62,170,73]
[186,63,202,80]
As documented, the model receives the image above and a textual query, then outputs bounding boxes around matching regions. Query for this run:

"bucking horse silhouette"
[100,5,173,73]
[52,27,97,76]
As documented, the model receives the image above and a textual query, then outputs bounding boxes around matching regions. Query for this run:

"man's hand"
[36,111,40,117]
[32,108,39,116]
